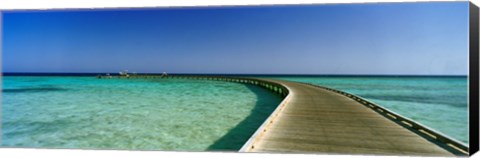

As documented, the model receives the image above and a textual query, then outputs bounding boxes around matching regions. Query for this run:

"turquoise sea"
[1,76,282,150]
[273,76,469,144]
[1,75,469,150]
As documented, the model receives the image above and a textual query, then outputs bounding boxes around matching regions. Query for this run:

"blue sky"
[2,2,469,75]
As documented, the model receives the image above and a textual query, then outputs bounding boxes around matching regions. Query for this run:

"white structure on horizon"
[161,72,168,77]
[119,70,130,77]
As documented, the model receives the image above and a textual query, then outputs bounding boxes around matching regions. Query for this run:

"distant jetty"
[97,70,168,79]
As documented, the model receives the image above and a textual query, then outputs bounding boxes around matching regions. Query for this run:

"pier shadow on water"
[207,84,283,151]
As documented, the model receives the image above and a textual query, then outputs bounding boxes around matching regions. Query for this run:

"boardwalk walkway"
[243,79,456,156]
[98,75,465,156]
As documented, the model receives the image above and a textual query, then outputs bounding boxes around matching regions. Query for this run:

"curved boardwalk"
[243,78,456,156]
[99,75,466,156]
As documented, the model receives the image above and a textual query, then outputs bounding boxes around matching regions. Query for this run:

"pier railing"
[98,74,289,97]
[301,83,469,155]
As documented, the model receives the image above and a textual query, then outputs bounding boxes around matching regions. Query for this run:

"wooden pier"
[98,75,468,156]
[239,79,468,156]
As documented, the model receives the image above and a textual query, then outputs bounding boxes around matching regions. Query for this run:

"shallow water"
[271,76,469,144]
[2,76,282,150]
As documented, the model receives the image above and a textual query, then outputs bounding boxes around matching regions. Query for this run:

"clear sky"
[2,2,469,75]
